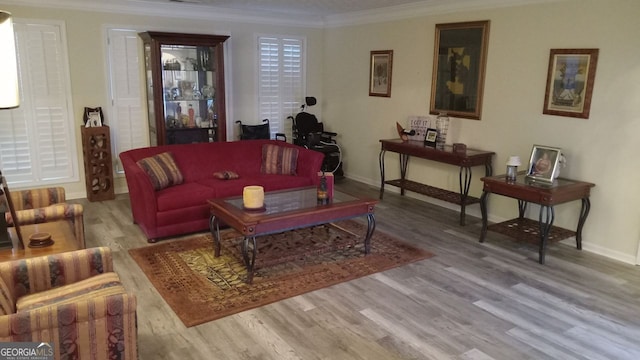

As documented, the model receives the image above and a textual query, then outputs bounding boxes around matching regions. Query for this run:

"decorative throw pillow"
[0,276,15,315]
[261,144,299,175]
[213,170,239,180]
[136,152,184,190]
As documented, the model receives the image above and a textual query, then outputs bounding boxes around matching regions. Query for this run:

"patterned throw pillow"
[213,170,239,180]
[0,276,15,315]
[136,152,184,190]
[261,144,299,175]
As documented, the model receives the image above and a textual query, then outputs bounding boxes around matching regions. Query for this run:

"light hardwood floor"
[77,179,640,360]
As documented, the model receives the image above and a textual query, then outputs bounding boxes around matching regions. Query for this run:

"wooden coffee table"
[208,187,378,283]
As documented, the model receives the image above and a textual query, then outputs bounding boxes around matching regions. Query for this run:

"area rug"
[128,219,433,327]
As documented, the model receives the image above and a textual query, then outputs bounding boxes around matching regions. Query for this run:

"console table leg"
[576,197,591,250]
[459,166,472,226]
[210,214,221,257]
[399,154,409,196]
[538,205,555,264]
[479,191,489,243]
[518,200,527,219]
[364,213,376,254]
[379,149,386,199]
[243,236,257,284]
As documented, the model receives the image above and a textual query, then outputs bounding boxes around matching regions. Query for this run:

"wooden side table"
[479,172,595,264]
[379,139,494,225]
[0,220,82,262]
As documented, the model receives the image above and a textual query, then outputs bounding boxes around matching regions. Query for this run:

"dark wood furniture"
[0,221,81,262]
[208,187,378,284]
[379,139,494,225]
[81,126,115,202]
[479,172,595,264]
[139,31,229,146]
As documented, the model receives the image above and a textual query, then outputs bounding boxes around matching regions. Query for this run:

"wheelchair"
[288,97,343,177]
[236,119,286,141]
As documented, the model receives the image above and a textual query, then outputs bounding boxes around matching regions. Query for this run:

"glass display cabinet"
[139,31,229,146]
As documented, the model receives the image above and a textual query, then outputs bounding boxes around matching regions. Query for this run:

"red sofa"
[119,140,324,242]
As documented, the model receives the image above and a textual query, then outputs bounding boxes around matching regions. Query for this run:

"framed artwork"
[369,50,393,97]
[424,128,438,147]
[543,48,599,119]
[83,107,104,127]
[429,20,490,120]
[525,145,562,183]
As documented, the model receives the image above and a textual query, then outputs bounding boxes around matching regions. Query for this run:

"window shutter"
[106,29,146,173]
[0,21,77,186]
[258,36,304,140]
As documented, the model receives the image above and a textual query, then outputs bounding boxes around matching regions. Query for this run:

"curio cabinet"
[139,31,229,145]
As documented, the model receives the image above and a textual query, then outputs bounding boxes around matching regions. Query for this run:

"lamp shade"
[0,11,19,109]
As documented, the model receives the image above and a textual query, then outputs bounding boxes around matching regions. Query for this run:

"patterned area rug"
[129,219,433,327]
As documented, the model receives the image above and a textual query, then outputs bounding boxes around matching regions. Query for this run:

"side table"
[0,220,82,262]
[479,172,595,264]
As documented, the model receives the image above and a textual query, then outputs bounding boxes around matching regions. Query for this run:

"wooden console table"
[479,172,595,264]
[379,139,494,225]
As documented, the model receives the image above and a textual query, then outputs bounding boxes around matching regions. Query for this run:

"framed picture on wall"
[369,50,393,97]
[543,48,599,119]
[429,20,490,120]
[525,145,562,183]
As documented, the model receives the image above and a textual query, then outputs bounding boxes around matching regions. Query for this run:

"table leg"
[576,197,591,250]
[518,200,528,219]
[379,148,386,199]
[242,236,258,284]
[479,190,489,242]
[364,213,376,254]
[538,205,555,264]
[485,162,493,176]
[399,154,409,196]
[209,214,221,257]
[459,166,472,225]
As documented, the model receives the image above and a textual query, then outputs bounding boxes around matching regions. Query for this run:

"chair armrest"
[9,187,66,210]
[0,293,138,359]
[0,247,113,300]
[6,203,83,226]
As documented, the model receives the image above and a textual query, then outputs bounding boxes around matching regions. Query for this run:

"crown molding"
[2,0,568,29]
[0,0,325,28]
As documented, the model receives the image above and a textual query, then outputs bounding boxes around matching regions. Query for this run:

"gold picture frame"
[429,20,490,120]
[543,48,599,119]
[369,50,393,97]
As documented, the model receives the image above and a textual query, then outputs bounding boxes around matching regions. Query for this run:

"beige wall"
[322,0,640,263]
[3,0,640,263]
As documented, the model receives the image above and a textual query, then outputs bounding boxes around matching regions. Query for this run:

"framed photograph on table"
[429,20,490,120]
[369,50,393,97]
[525,145,562,183]
[543,48,599,119]
[424,128,438,147]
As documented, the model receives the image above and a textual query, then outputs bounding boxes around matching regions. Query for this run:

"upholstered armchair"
[4,186,85,248]
[0,247,138,359]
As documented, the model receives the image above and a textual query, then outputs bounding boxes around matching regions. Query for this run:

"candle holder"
[506,156,521,182]
[243,185,265,211]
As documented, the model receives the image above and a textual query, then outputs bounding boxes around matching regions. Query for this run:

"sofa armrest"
[0,293,138,359]
[295,147,325,184]
[119,151,159,234]
[0,247,114,301]
[9,187,66,211]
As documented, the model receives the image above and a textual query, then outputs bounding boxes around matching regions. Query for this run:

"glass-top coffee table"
[207,186,378,283]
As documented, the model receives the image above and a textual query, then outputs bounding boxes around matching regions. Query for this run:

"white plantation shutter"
[0,21,78,186]
[106,29,146,173]
[258,36,304,140]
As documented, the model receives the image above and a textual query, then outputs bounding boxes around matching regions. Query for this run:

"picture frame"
[525,145,562,183]
[424,128,438,147]
[429,20,490,120]
[543,48,599,119]
[369,50,393,97]
[83,107,104,127]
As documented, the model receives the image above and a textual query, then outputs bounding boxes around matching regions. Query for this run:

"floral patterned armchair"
[4,186,85,248]
[0,247,138,359]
